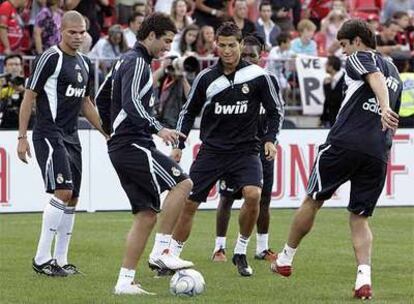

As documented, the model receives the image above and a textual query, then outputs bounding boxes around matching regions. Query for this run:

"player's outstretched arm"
[81,96,110,139]
[17,89,36,163]
[365,72,399,132]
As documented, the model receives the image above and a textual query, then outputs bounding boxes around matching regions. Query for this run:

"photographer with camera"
[153,54,199,128]
[0,53,30,129]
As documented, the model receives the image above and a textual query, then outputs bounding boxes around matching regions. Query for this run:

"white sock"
[214,236,226,252]
[256,233,269,254]
[116,267,135,287]
[169,238,185,257]
[34,196,66,265]
[277,244,297,266]
[54,206,76,266]
[234,233,250,255]
[355,264,371,290]
[149,233,171,257]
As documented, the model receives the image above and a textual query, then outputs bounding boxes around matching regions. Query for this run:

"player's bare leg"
[232,186,261,276]
[272,196,324,276]
[350,213,373,300]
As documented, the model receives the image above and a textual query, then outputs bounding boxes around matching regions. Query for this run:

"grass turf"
[0,207,413,304]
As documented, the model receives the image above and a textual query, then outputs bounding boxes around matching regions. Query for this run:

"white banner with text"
[1,129,413,212]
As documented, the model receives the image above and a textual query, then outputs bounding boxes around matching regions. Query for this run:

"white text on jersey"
[65,84,86,98]
[214,100,249,115]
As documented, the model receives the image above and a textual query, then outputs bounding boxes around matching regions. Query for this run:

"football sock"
[214,236,226,252]
[355,264,371,290]
[116,267,135,287]
[34,196,66,265]
[256,233,269,254]
[277,244,297,265]
[54,206,76,266]
[170,238,185,257]
[234,233,250,255]
[149,233,171,257]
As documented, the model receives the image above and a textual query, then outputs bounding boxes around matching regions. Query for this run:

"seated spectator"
[196,24,215,57]
[381,0,414,23]
[270,0,302,32]
[266,32,295,91]
[193,0,227,30]
[376,20,405,56]
[33,0,64,55]
[79,15,93,53]
[320,55,345,128]
[0,0,26,55]
[290,19,317,56]
[320,9,347,55]
[304,0,332,30]
[171,0,193,32]
[367,13,380,34]
[393,11,413,52]
[88,24,128,73]
[0,54,31,129]
[132,1,151,15]
[172,23,200,55]
[230,0,255,38]
[116,0,144,25]
[123,12,144,48]
[255,1,280,49]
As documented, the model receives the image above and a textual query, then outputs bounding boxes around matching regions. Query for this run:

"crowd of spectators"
[0,0,413,129]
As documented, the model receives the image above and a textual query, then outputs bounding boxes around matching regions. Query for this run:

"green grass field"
[1,208,413,304]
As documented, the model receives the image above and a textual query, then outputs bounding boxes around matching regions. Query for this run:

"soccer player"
[17,11,108,276]
[104,13,193,295]
[271,19,402,300]
[212,34,283,263]
[168,22,284,277]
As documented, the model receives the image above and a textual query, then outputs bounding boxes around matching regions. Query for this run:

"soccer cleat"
[32,258,68,277]
[62,264,83,275]
[353,284,372,300]
[270,254,292,277]
[232,254,253,277]
[212,248,227,262]
[254,249,277,262]
[148,250,194,272]
[114,282,156,295]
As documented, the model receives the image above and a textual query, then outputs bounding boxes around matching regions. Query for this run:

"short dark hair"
[136,12,177,40]
[382,19,399,28]
[277,32,291,45]
[216,22,242,42]
[243,33,265,51]
[337,19,376,49]
[392,11,409,20]
[4,54,23,65]
[327,55,342,71]
[259,1,271,11]
[128,12,144,25]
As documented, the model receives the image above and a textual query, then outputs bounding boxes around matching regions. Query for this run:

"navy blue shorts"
[307,144,387,217]
[189,149,263,203]
[33,137,82,198]
[219,146,274,199]
[109,143,189,214]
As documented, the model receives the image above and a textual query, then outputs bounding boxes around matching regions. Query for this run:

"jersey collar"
[134,42,153,64]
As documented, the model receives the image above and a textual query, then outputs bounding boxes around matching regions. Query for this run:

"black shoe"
[62,264,83,275]
[232,254,253,277]
[32,259,68,277]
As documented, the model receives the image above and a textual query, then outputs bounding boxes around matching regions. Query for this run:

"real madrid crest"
[77,72,83,83]
[172,167,181,177]
[242,83,249,94]
[56,173,64,184]
[220,180,227,190]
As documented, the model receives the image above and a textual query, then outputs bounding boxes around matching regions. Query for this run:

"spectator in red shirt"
[393,11,413,51]
[0,0,26,55]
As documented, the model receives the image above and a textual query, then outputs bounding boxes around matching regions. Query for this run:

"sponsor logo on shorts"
[56,173,64,184]
[220,180,226,190]
[171,167,181,177]
[65,180,73,184]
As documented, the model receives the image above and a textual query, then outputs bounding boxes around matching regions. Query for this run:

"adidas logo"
[362,98,382,115]
[75,64,82,70]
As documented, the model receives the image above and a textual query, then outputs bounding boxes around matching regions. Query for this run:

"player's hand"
[381,107,399,132]
[171,148,182,163]
[157,128,186,146]
[17,137,32,164]
[264,142,277,161]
